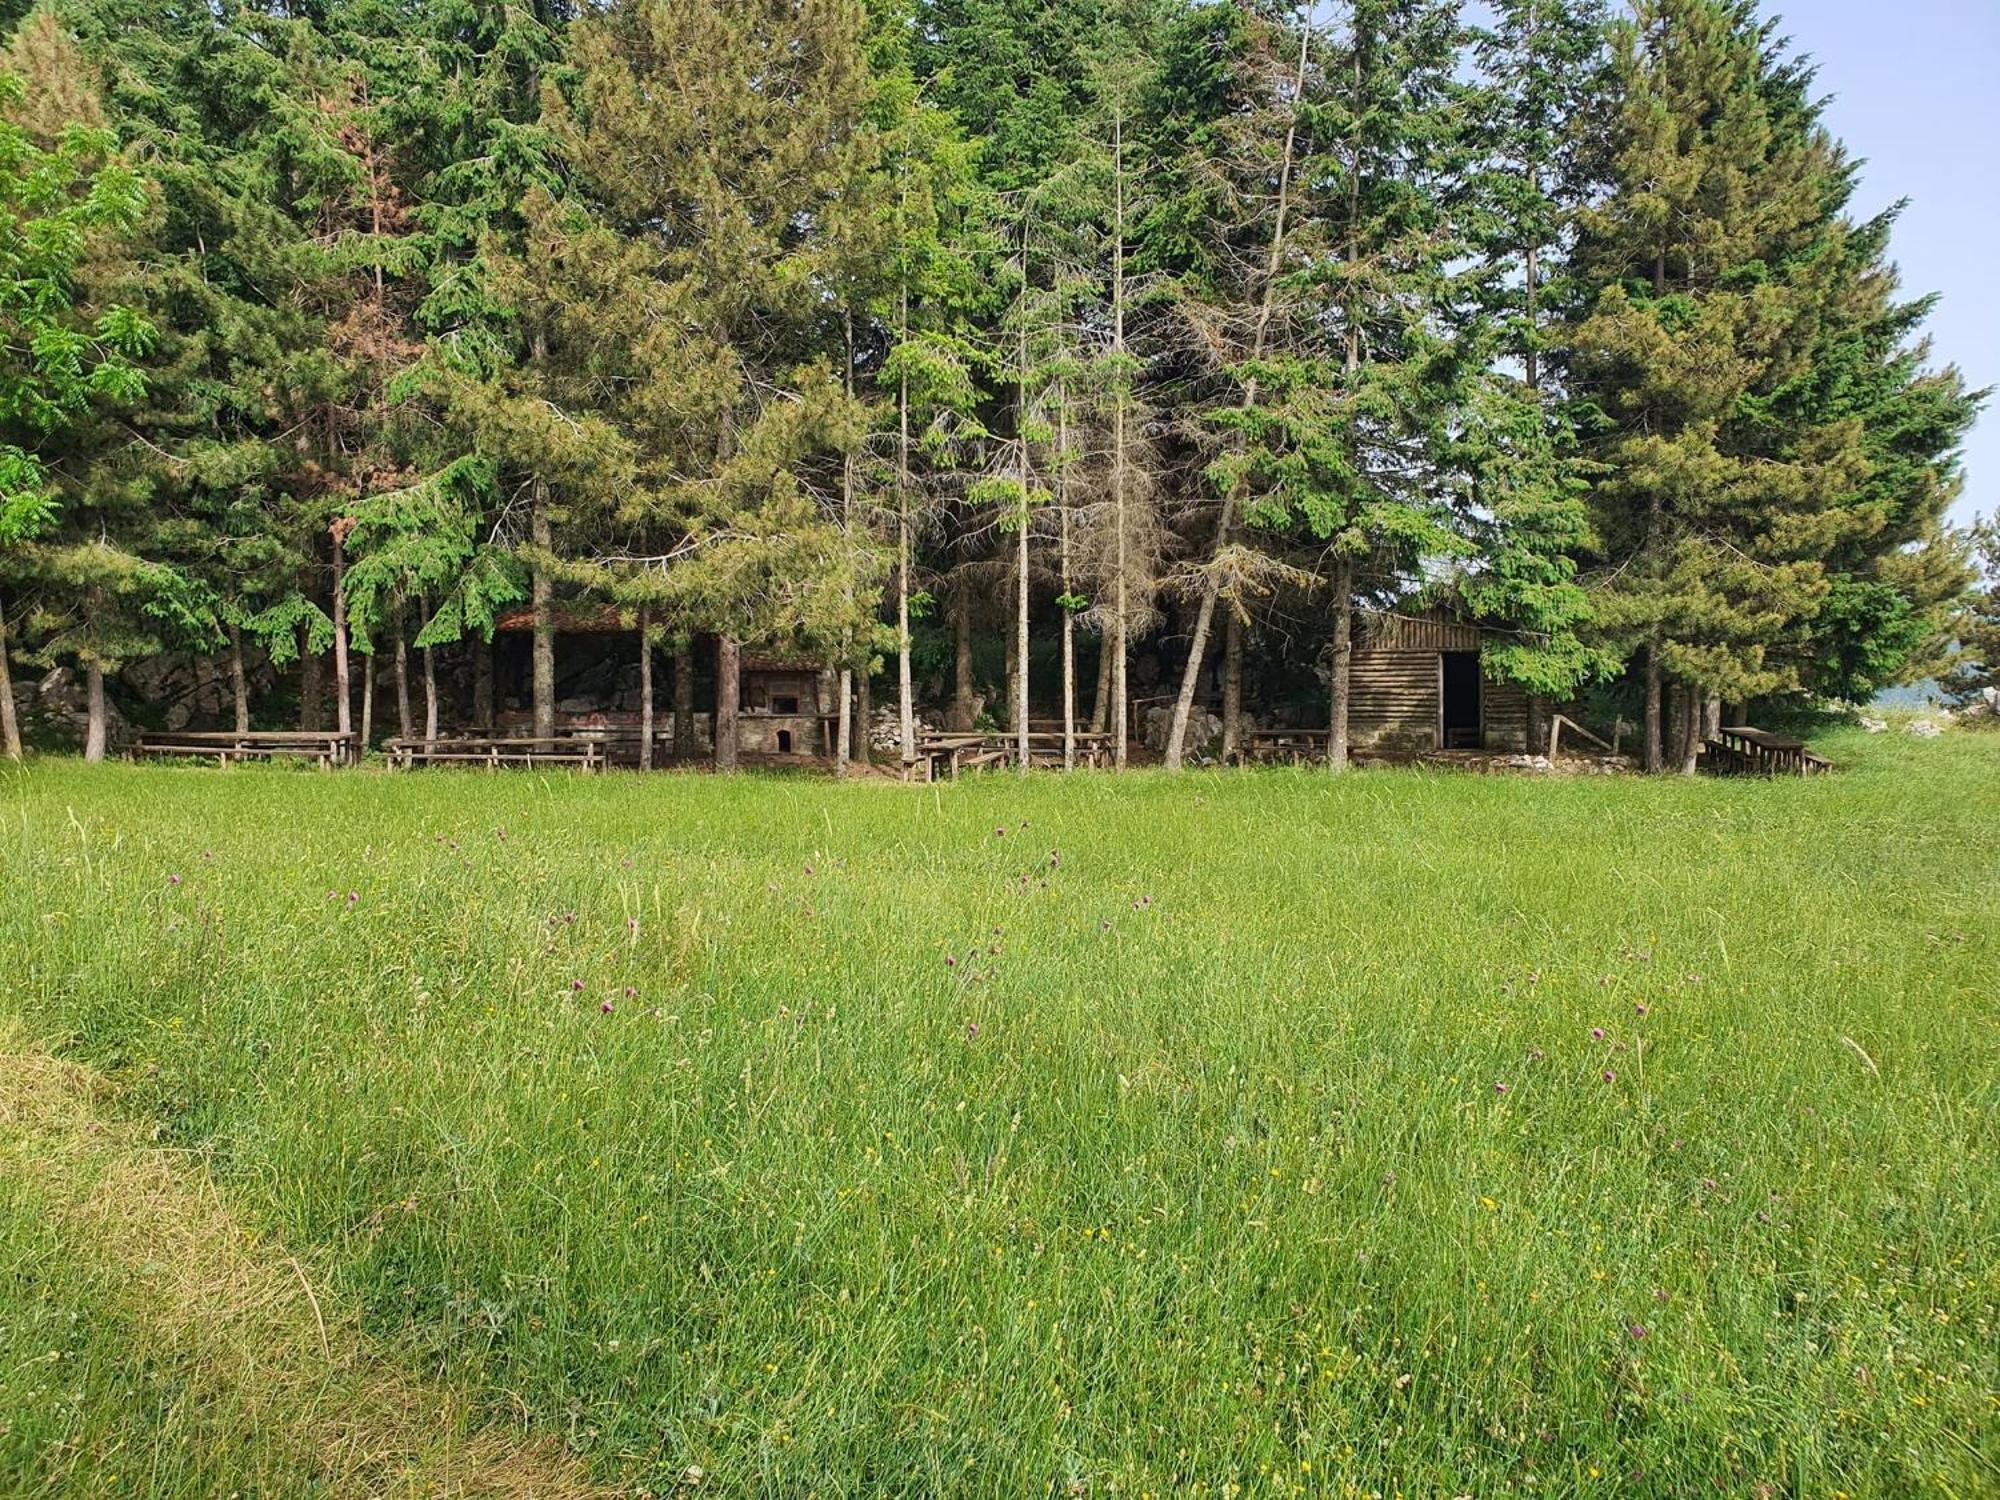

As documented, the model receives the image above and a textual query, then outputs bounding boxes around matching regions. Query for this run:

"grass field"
[1,728,1995,1498]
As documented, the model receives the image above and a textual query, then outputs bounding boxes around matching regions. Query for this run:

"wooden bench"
[385,736,605,772]
[1703,726,1831,777]
[133,730,355,769]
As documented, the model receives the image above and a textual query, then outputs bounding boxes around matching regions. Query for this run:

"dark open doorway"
[1441,652,1482,749]
[776,729,794,754]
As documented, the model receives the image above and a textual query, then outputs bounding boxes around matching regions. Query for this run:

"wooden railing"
[1702,726,1831,777]
[384,735,605,771]
[133,730,356,769]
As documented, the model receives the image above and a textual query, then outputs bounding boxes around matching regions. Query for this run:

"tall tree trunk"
[896,285,917,765]
[1005,578,1022,750]
[473,637,494,728]
[951,589,974,730]
[1110,107,1133,772]
[1057,389,1075,771]
[393,601,413,741]
[1221,612,1243,762]
[1643,639,1664,774]
[83,660,106,764]
[330,525,352,740]
[1166,13,1314,770]
[853,667,872,765]
[1675,684,1701,776]
[1089,632,1112,737]
[299,625,323,732]
[713,634,739,773]
[359,652,374,753]
[834,666,852,778]
[422,618,438,745]
[638,612,655,771]
[0,591,20,761]
[1328,558,1354,773]
[530,327,556,742]
[1014,219,1032,777]
[835,314,857,783]
[673,640,695,758]
[1644,247,1669,776]
[1703,695,1722,742]
[227,622,249,734]
[531,496,555,741]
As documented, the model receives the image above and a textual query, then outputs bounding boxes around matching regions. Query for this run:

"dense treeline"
[0,0,1983,772]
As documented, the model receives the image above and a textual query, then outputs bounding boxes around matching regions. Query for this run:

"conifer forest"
[0,0,1987,773]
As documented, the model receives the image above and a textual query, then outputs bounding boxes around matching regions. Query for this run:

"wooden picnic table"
[903,730,1111,781]
[385,735,605,772]
[133,729,355,769]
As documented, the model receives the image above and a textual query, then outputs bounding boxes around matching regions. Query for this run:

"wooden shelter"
[1350,611,1533,754]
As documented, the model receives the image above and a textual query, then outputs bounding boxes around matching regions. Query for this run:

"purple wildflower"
[1602,1069,1616,1083]
[1634,1002,1650,1017]
[600,1000,614,1014]
[1494,1081,1509,1095]
[966,1022,979,1042]
[570,978,585,992]
[945,954,957,968]
[1628,1324,1648,1340]
[168,874,181,886]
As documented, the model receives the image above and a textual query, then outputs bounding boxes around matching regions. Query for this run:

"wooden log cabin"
[1351,611,1534,755]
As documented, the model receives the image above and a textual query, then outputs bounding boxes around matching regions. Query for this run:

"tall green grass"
[2,729,1994,1497]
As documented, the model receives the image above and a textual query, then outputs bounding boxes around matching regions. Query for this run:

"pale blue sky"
[1768,1,1998,526]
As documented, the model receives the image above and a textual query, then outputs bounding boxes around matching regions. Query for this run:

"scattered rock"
[1907,718,1944,740]
[1857,715,1888,734]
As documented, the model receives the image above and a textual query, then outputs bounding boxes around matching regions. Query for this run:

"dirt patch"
[0,1029,618,1499]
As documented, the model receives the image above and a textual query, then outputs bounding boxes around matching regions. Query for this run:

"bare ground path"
[0,1026,618,1499]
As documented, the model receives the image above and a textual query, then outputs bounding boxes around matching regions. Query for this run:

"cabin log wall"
[1351,651,1441,753]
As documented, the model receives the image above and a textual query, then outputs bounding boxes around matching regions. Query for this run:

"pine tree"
[538,0,890,772]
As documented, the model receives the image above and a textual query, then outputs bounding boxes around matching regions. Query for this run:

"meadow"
[0,728,1994,1498]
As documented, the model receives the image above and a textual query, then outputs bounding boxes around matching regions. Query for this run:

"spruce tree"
[1569,0,1874,771]
[0,9,154,759]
